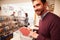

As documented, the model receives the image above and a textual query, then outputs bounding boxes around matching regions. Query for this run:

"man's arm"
[50,20,60,40]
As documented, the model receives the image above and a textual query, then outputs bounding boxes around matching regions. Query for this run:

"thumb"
[34,31,37,33]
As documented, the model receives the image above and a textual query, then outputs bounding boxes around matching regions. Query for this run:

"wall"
[0,0,31,4]
[54,0,60,17]
[0,1,1,15]
[47,0,60,17]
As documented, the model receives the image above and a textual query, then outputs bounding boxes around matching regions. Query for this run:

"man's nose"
[34,7,38,12]
[34,6,38,10]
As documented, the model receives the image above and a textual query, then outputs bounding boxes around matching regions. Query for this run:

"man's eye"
[36,4,40,6]
[33,6,35,8]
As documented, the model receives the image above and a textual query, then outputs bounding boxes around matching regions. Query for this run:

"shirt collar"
[41,11,49,20]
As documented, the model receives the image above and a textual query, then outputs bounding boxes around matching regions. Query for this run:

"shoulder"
[47,12,60,26]
[43,12,60,25]
[46,12,60,21]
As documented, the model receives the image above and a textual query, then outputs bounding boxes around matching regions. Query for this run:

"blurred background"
[0,0,60,40]
[0,0,60,25]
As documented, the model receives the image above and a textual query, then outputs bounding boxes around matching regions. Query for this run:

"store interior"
[0,0,60,40]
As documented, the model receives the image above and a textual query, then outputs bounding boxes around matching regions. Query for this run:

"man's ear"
[44,2,48,8]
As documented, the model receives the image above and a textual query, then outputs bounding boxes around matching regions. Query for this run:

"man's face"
[33,0,45,16]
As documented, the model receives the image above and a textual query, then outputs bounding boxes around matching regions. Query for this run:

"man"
[29,0,60,40]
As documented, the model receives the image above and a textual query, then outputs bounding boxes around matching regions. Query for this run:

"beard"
[35,9,44,16]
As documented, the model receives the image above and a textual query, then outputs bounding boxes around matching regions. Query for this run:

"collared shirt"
[41,11,49,20]
[35,11,49,26]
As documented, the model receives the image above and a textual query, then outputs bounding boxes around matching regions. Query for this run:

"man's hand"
[19,26,39,38]
[29,31,39,38]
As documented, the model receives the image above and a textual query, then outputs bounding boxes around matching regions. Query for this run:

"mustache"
[35,9,44,13]
[35,9,40,12]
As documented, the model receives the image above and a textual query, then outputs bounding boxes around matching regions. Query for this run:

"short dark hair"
[32,0,46,4]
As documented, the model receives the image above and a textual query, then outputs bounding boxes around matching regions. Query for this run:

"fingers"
[29,31,38,38]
